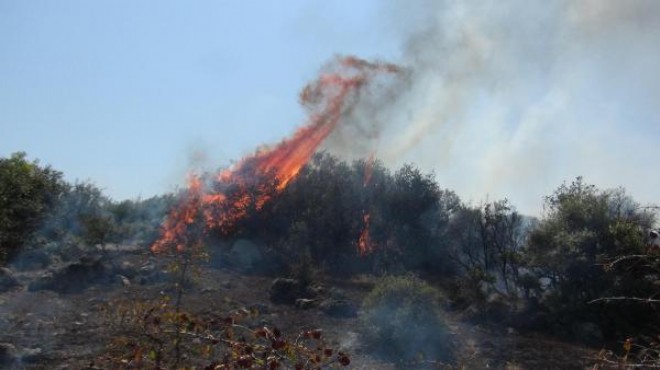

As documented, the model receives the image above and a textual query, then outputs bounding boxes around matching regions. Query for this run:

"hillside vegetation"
[1,151,658,368]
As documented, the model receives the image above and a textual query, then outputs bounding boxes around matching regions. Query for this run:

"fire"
[152,56,399,254]
[357,154,377,255]
[358,213,375,256]
[151,173,205,253]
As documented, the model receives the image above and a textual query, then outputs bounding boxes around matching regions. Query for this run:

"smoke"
[324,0,660,215]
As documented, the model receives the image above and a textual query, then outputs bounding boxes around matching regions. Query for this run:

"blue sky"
[1,1,401,199]
[2,1,659,215]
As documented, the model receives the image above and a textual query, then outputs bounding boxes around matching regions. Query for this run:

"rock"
[11,249,53,271]
[319,299,357,318]
[269,278,302,304]
[116,261,138,278]
[328,287,347,300]
[0,342,17,366]
[115,275,131,287]
[572,321,603,346]
[304,285,326,298]
[249,303,270,314]
[28,256,108,293]
[139,259,157,274]
[0,267,21,292]
[227,239,263,271]
[295,298,317,310]
[20,347,43,363]
[134,258,169,285]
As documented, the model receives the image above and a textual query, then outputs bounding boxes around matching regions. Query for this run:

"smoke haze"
[324,0,660,215]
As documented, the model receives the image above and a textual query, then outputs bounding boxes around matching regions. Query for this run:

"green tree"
[0,152,66,263]
[525,177,657,339]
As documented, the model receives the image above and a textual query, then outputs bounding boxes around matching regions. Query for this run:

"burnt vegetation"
[1,151,659,369]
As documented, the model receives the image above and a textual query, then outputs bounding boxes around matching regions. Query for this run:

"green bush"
[360,275,453,367]
[0,152,66,264]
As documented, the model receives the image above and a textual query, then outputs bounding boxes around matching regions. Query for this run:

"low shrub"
[359,275,454,367]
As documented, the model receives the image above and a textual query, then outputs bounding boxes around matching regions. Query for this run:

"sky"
[2,1,659,216]
[0,1,400,196]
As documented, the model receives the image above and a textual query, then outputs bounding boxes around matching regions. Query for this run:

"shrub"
[0,152,66,264]
[524,178,658,340]
[359,275,453,367]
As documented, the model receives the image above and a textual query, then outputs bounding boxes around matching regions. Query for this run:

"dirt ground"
[0,247,600,369]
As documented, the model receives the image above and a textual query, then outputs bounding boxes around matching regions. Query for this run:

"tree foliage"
[524,177,657,339]
[0,152,66,263]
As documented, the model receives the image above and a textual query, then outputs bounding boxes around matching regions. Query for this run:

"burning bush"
[359,275,454,367]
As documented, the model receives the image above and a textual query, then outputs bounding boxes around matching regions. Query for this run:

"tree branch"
[588,296,660,304]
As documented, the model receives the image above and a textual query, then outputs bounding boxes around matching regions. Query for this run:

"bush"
[0,152,66,264]
[524,178,658,340]
[360,275,453,367]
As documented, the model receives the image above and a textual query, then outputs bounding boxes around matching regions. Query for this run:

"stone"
[0,267,21,292]
[319,299,357,318]
[20,347,43,363]
[248,303,270,314]
[115,275,131,287]
[11,249,53,271]
[28,256,107,293]
[116,261,138,278]
[0,342,17,366]
[304,285,326,298]
[572,321,603,346]
[269,278,302,304]
[295,298,317,310]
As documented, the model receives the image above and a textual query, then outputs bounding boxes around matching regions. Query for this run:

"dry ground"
[0,247,600,369]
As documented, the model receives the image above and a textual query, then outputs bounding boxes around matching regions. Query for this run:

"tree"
[446,200,525,305]
[0,152,66,263]
[524,177,657,339]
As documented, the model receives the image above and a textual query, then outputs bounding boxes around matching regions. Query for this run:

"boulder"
[134,258,169,285]
[116,260,139,278]
[11,249,53,271]
[319,299,358,318]
[115,275,131,287]
[248,303,270,314]
[304,285,326,298]
[0,342,17,366]
[269,278,302,304]
[28,256,108,293]
[572,321,603,346]
[20,347,43,364]
[295,298,317,310]
[0,267,21,292]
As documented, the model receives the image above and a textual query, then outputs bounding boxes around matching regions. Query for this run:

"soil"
[0,246,600,369]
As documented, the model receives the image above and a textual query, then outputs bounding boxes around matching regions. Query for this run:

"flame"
[152,56,400,254]
[358,213,374,256]
[357,154,377,255]
[151,173,205,253]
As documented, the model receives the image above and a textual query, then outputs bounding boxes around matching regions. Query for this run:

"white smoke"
[327,0,660,215]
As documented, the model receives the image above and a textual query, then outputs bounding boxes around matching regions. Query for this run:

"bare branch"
[588,296,660,304]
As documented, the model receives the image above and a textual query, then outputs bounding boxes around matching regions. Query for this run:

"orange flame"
[152,56,400,254]
[358,213,374,256]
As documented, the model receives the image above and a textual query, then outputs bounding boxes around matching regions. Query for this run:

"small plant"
[100,296,351,369]
[592,335,660,369]
[360,274,454,368]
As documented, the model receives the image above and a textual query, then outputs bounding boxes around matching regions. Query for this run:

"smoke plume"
[324,0,660,215]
